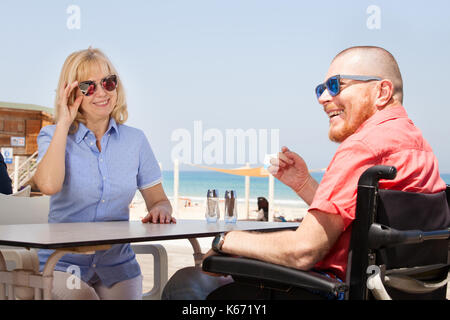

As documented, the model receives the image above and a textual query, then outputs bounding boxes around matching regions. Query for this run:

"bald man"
[162,46,447,300]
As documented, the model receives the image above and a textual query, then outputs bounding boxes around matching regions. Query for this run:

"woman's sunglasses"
[78,75,118,96]
[315,74,382,99]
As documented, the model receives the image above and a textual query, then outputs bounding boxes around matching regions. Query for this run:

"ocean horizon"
[137,170,450,208]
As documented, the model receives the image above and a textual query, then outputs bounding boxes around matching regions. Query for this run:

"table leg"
[188,238,204,267]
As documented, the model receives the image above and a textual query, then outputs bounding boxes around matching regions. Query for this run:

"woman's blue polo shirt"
[36,118,162,287]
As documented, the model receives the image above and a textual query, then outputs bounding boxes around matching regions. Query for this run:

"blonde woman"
[34,48,175,300]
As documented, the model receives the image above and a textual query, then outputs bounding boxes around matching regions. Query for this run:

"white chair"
[11,185,31,197]
[0,193,50,225]
[0,194,173,300]
[0,193,50,299]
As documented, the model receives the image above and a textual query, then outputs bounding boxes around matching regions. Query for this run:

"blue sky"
[1,0,450,171]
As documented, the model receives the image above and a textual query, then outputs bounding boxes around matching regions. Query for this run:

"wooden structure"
[0,102,54,158]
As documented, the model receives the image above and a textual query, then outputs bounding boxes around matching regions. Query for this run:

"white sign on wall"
[11,136,25,147]
[1,147,13,164]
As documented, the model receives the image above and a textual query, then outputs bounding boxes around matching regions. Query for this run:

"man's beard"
[328,104,375,143]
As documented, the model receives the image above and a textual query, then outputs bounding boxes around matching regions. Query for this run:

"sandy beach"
[129,196,309,222]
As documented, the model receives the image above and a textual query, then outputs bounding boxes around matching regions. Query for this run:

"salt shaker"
[224,190,237,224]
[205,189,220,223]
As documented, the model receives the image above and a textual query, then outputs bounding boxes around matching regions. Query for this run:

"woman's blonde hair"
[54,47,128,133]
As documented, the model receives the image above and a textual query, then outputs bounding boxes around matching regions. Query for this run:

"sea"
[140,171,450,209]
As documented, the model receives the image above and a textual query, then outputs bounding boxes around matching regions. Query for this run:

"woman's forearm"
[34,124,70,195]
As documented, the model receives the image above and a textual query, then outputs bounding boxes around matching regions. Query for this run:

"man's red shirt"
[308,104,446,280]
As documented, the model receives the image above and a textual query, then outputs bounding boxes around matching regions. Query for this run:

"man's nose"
[318,87,333,105]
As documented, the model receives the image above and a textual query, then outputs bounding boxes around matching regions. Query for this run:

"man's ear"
[375,79,394,108]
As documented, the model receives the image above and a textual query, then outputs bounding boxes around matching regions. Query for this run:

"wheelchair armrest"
[368,223,450,249]
[202,255,348,296]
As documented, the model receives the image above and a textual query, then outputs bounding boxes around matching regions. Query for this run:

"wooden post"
[173,159,179,218]
[245,163,250,220]
[268,174,274,222]
[13,156,19,193]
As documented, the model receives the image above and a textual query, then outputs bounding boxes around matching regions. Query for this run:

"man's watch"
[212,232,226,253]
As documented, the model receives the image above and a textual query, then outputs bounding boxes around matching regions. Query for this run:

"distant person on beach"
[0,152,12,195]
[256,196,268,221]
[33,47,175,300]
[162,46,447,299]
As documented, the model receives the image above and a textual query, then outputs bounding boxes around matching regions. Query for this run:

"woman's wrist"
[55,121,71,134]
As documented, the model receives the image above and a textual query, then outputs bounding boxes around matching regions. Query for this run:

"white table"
[0,219,299,300]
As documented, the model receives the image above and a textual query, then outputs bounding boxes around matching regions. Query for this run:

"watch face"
[212,233,223,252]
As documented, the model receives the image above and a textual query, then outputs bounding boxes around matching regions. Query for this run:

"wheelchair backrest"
[347,165,450,300]
[374,188,450,299]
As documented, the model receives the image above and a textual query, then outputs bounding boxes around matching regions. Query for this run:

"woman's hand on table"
[140,183,175,224]
[141,205,176,224]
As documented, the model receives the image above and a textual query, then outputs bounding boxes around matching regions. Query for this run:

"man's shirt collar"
[355,104,408,135]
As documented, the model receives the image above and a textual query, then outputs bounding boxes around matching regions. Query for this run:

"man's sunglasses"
[78,75,118,96]
[315,74,382,99]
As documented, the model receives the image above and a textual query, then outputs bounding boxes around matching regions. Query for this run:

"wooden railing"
[10,152,38,193]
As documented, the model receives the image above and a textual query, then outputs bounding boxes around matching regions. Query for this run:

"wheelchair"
[202,165,450,300]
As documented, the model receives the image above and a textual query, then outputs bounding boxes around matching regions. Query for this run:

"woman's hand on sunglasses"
[57,81,83,130]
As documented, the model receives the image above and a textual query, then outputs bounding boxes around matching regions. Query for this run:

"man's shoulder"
[350,115,427,153]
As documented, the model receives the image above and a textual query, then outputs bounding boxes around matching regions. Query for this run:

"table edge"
[0,223,299,249]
